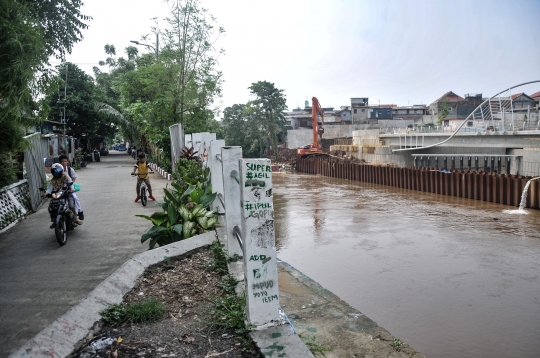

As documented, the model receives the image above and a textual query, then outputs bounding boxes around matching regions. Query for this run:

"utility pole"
[62,63,68,155]
[130,33,159,60]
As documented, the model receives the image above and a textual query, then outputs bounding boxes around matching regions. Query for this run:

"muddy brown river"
[273,172,540,358]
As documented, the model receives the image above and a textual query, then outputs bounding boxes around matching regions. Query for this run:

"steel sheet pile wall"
[296,157,540,209]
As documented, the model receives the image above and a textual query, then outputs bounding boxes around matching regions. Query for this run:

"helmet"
[51,163,64,179]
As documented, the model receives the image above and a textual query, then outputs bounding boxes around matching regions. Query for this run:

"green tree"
[437,96,450,125]
[0,0,90,123]
[156,0,224,126]
[223,104,265,158]
[0,0,89,186]
[44,63,117,149]
[247,81,287,161]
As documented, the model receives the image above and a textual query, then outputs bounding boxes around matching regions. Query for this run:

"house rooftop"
[433,91,465,103]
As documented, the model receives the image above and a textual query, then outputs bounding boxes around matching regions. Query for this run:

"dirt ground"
[70,248,259,358]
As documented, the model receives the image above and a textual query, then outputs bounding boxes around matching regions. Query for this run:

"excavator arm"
[311,97,325,151]
[298,97,325,155]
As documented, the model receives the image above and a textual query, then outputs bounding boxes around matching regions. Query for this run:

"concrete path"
[0,151,170,357]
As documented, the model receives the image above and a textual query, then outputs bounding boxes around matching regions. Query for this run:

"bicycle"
[132,172,154,206]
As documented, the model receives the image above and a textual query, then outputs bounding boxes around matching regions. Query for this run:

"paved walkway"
[0,151,170,356]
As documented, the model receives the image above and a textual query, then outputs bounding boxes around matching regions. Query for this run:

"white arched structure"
[393,80,540,153]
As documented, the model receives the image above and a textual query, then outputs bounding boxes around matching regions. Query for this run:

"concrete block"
[250,324,315,358]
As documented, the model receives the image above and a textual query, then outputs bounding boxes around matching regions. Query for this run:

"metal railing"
[411,154,522,175]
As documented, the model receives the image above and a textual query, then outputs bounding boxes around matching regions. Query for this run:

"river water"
[273,172,540,358]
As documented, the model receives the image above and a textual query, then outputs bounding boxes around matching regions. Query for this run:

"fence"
[0,180,32,232]
[209,143,282,329]
[168,126,282,328]
[1,133,49,232]
[169,124,184,173]
[24,133,48,211]
[296,157,540,209]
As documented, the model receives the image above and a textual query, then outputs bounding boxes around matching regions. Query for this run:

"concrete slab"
[277,260,425,358]
[250,324,315,358]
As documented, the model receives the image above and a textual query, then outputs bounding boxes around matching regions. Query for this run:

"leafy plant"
[220,274,240,294]
[208,241,229,274]
[300,335,332,357]
[206,293,253,336]
[391,338,403,348]
[138,161,218,249]
[207,241,241,274]
[100,303,125,326]
[180,146,202,163]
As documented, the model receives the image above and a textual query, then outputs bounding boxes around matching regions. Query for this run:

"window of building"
[362,109,365,113]
[354,109,357,114]
[467,121,473,127]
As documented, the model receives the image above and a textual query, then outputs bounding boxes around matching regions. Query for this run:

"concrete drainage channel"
[9,231,313,358]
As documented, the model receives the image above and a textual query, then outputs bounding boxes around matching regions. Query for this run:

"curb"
[10,232,216,358]
[149,163,172,181]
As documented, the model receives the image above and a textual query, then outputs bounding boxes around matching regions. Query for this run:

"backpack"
[67,166,76,179]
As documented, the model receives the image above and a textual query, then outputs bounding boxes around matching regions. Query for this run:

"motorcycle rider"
[59,155,84,221]
[44,163,83,227]
[131,152,156,202]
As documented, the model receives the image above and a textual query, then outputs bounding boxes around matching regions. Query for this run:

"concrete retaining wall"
[287,124,378,148]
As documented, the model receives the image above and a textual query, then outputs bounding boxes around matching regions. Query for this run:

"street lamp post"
[130,33,159,59]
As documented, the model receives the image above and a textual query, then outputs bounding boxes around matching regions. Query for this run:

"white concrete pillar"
[210,140,225,214]
[200,132,217,167]
[192,133,202,159]
[221,147,243,259]
[239,158,280,328]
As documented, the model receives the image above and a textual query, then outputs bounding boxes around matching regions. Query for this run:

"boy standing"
[131,152,155,202]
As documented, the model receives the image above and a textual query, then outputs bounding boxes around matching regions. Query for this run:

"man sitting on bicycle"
[132,152,156,202]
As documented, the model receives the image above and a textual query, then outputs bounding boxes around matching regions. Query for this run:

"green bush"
[0,153,16,188]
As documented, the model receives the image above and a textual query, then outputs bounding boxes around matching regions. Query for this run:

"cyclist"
[131,152,156,202]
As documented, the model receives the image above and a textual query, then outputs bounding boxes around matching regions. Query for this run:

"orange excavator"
[297,97,325,156]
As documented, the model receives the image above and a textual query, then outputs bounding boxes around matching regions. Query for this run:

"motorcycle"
[93,149,101,162]
[39,183,78,246]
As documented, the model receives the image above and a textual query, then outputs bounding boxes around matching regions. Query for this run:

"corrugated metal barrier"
[296,157,540,209]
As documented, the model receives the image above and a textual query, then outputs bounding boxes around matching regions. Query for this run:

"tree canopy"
[43,63,118,148]
[223,81,287,159]
[0,0,90,123]
[0,0,90,186]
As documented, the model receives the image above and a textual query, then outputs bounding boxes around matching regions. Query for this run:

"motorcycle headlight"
[52,192,62,199]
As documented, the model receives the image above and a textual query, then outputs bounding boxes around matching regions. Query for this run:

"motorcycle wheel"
[141,186,147,206]
[55,218,67,246]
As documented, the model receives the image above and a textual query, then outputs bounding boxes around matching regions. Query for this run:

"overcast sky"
[64,0,540,114]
